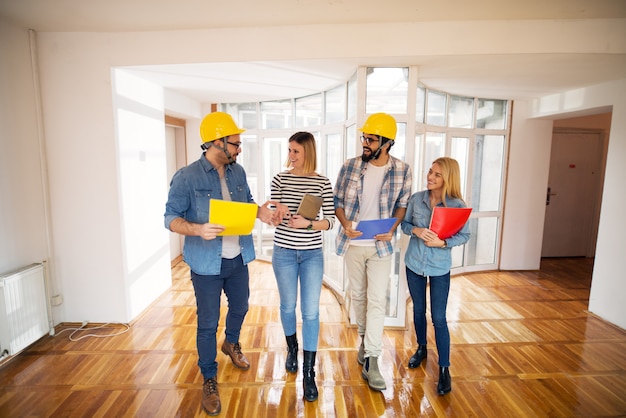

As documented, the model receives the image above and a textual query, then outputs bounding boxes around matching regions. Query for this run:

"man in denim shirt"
[164,112,281,416]
[334,113,412,391]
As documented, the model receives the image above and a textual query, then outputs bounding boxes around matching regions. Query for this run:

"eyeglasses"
[225,141,242,149]
[360,135,379,146]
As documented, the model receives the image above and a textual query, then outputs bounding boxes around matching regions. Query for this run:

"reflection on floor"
[1,257,625,417]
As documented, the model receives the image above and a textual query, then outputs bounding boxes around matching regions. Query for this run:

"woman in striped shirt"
[270,131,335,402]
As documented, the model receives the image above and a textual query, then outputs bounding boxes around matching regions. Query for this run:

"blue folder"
[353,218,397,240]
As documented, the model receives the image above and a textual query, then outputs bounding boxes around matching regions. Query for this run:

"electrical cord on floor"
[55,322,131,341]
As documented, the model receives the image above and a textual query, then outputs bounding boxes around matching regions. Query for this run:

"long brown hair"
[432,157,465,206]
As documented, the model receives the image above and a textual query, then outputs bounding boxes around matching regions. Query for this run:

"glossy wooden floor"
[1,258,626,417]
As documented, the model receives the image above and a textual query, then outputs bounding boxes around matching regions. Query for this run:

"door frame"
[165,115,187,265]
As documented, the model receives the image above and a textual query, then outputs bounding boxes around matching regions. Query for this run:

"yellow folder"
[209,199,258,236]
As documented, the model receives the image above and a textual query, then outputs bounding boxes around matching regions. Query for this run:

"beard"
[223,150,238,165]
[361,147,377,162]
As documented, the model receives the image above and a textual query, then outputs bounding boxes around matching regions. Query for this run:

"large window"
[295,94,322,128]
[414,87,508,274]
[220,66,510,326]
[365,67,408,114]
[326,85,346,124]
[261,100,292,129]
[323,133,344,293]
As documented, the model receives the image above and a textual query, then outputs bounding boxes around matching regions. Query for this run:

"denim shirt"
[401,190,470,277]
[164,153,257,275]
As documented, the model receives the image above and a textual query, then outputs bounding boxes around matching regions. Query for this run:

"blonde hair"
[432,157,465,206]
[284,131,317,173]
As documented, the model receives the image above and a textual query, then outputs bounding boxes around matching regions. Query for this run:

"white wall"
[0,19,49,276]
[501,81,626,330]
[112,70,172,319]
[33,32,129,322]
[1,18,624,329]
[528,80,626,330]
[499,101,553,269]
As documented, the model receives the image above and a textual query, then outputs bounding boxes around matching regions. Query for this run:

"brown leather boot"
[202,377,221,416]
[221,340,250,370]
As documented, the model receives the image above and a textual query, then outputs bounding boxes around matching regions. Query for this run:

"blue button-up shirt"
[334,156,412,257]
[401,190,471,276]
[164,153,257,275]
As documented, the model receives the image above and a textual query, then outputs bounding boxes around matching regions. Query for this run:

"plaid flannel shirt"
[334,155,412,257]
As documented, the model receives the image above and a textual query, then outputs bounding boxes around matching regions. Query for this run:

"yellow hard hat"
[199,112,245,143]
[359,113,397,140]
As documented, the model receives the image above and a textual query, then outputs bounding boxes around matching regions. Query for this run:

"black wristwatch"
[307,221,313,230]
[441,240,447,248]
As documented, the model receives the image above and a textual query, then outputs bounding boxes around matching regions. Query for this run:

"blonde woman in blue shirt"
[401,157,470,396]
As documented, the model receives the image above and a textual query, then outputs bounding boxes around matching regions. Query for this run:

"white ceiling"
[3,0,625,32]
[2,0,626,104]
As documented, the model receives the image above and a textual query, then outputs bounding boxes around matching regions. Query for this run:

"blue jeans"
[406,267,451,367]
[272,246,324,352]
[191,255,249,379]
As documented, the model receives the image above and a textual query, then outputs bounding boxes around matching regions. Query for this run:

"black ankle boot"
[408,344,427,368]
[437,366,451,395]
[285,334,298,373]
[303,350,318,402]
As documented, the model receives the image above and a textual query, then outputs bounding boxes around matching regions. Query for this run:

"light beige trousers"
[344,245,392,359]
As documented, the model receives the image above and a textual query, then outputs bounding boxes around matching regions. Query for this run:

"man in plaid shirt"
[334,113,412,391]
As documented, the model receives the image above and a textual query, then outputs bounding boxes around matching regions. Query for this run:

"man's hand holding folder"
[353,218,397,240]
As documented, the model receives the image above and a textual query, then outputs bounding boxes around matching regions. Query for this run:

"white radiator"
[0,263,51,356]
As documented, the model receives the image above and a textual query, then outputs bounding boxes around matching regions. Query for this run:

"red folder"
[429,207,472,239]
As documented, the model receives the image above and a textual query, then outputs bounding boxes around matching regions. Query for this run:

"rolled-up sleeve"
[164,170,189,230]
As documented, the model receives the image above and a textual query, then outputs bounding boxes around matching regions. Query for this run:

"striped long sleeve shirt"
[271,172,336,250]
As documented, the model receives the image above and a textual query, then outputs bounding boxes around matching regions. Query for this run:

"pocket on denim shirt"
[230,183,247,201]
[415,211,429,228]
[195,189,214,222]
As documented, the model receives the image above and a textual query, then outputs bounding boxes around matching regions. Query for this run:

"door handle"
[546,187,557,205]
